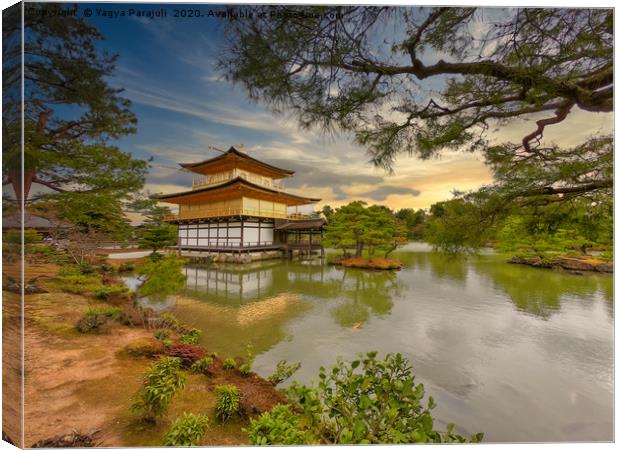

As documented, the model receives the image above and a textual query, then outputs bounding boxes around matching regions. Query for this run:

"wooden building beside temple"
[159,146,325,258]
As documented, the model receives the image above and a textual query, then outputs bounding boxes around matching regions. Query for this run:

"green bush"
[125,338,164,357]
[54,268,103,295]
[79,263,97,274]
[99,262,114,273]
[601,249,613,261]
[267,360,301,386]
[162,339,173,349]
[5,229,42,245]
[131,357,186,423]
[214,384,240,421]
[179,328,202,345]
[190,357,214,374]
[163,412,210,446]
[239,343,255,376]
[222,358,236,370]
[87,306,122,319]
[26,243,63,264]
[76,306,122,333]
[76,315,106,333]
[148,251,165,262]
[278,352,483,444]
[4,230,44,258]
[154,329,171,341]
[94,284,129,300]
[247,405,306,445]
[29,243,54,256]
[238,363,251,376]
[118,261,136,272]
[137,255,186,299]
[160,313,183,331]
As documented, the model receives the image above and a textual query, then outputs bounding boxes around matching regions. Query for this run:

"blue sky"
[80,4,612,217]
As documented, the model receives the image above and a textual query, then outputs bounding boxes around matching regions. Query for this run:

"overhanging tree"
[2,3,147,203]
[423,135,612,253]
[220,6,612,208]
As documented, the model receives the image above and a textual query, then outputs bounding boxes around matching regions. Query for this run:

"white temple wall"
[178,219,275,248]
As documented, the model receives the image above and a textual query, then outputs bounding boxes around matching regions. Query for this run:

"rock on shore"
[507,255,613,273]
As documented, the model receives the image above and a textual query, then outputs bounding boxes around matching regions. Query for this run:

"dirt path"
[19,291,152,446]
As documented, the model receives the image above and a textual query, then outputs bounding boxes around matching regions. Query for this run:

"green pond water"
[131,243,613,443]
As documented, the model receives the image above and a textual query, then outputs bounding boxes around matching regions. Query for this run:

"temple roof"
[274,218,326,230]
[158,176,320,206]
[2,212,69,229]
[180,146,295,178]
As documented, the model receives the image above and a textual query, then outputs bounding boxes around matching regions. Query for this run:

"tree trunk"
[9,168,35,205]
[355,241,363,257]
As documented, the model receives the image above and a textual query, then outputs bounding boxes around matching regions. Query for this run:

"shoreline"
[3,262,283,447]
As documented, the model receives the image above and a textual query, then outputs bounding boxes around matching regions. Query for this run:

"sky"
[79,4,613,218]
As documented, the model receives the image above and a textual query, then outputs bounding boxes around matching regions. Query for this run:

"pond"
[129,243,614,443]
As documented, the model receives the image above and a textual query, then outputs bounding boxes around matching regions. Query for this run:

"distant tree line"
[321,193,612,259]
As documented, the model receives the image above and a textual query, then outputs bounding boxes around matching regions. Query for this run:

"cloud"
[267,158,383,190]
[359,185,421,201]
[136,144,206,164]
[146,165,194,188]
[119,80,314,146]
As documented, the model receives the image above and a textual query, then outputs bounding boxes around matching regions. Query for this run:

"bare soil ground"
[3,281,23,447]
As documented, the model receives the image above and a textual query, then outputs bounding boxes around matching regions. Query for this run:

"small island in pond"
[331,256,403,270]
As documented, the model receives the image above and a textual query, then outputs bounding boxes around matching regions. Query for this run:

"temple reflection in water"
[180,260,330,304]
[173,260,402,357]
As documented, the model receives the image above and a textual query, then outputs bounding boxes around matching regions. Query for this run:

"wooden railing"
[163,208,313,222]
[178,240,277,249]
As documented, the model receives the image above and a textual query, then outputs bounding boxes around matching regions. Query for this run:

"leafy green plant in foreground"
[246,405,306,445]
[131,357,186,423]
[239,342,255,376]
[214,384,240,421]
[249,352,484,444]
[179,328,202,345]
[163,412,210,446]
[160,312,184,332]
[118,261,135,273]
[154,329,171,341]
[190,357,214,373]
[267,360,301,386]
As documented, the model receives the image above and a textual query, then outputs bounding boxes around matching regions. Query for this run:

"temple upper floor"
[181,146,294,180]
[192,167,284,190]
